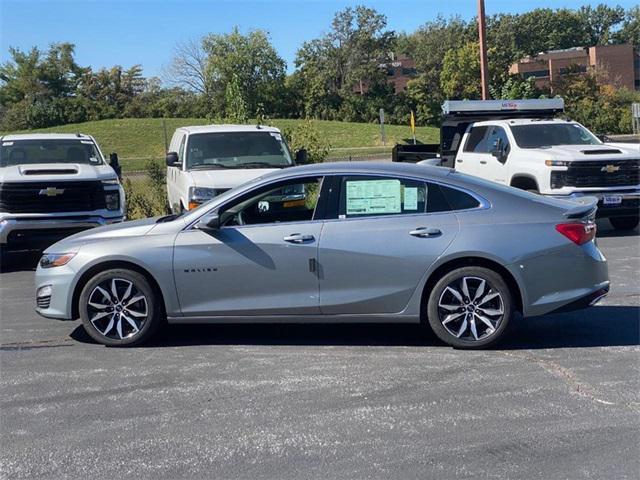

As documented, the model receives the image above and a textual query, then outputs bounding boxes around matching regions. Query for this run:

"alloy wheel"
[437,276,504,341]
[87,277,149,340]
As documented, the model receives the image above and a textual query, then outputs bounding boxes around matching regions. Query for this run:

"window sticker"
[269,132,282,141]
[404,187,418,210]
[81,140,94,144]
[2,142,13,146]
[346,179,401,215]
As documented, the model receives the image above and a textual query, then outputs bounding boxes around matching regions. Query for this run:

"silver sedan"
[35,162,609,348]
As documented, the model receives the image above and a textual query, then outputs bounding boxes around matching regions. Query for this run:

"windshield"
[186,131,293,170]
[0,139,104,167]
[510,123,602,148]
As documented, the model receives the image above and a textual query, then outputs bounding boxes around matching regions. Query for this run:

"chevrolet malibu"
[35,162,609,348]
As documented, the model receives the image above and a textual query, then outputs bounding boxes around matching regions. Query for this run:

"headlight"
[545,160,571,167]
[101,179,120,186]
[188,187,218,209]
[189,187,217,201]
[105,191,120,210]
[39,253,76,268]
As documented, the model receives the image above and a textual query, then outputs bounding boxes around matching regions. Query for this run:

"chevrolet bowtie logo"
[39,187,65,197]
[601,164,620,173]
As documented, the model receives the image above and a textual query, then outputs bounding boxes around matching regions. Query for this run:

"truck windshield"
[510,123,601,148]
[186,131,293,170]
[0,139,104,167]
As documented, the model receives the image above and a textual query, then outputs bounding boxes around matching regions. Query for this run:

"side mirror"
[295,148,308,164]
[491,139,507,163]
[109,152,122,178]
[195,211,220,231]
[166,151,180,167]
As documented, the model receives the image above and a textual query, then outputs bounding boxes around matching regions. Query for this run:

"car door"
[455,125,489,177]
[318,175,459,315]
[482,125,511,185]
[173,176,325,317]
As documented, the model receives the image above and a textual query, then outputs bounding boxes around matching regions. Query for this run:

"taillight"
[555,222,596,245]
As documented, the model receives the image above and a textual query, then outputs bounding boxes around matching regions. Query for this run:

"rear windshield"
[0,139,103,167]
[510,123,601,148]
[186,131,293,170]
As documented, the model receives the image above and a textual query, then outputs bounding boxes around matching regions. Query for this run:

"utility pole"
[477,0,490,100]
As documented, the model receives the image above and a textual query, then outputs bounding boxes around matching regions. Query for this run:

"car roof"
[268,161,455,181]
[177,124,282,134]
[1,133,95,141]
[471,118,578,127]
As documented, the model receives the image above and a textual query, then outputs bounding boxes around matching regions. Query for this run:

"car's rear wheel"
[426,266,513,349]
[79,268,162,347]
[610,216,639,231]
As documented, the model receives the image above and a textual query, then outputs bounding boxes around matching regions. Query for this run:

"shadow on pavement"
[0,251,41,273]
[595,219,639,238]
[69,305,639,350]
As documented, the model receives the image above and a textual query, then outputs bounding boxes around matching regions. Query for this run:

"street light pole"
[478,0,490,100]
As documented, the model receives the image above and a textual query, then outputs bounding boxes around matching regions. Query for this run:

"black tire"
[426,266,513,349]
[79,268,163,347]
[609,216,639,231]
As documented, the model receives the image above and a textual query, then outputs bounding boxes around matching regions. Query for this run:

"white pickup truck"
[0,133,126,252]
[166,125,305,212]
[396,99,639,231]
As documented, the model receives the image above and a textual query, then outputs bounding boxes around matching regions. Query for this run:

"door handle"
[283,233,315,243]
[480,160,487,164]
[409,227,442,238]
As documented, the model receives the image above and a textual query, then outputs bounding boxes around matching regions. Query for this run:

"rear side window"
[440,184,481,210]
[338,176,426,218]
[464,126,489,153]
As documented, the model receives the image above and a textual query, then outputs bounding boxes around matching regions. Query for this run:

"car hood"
[537,144,639,161]
[188,168,279,189]
[44,217,160,253]
[0,162,119,183]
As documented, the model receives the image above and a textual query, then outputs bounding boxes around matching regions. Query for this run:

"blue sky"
[1,0,635,78]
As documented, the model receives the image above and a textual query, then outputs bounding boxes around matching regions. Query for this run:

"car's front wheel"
[426,266,513,349]
[79,268,162,347]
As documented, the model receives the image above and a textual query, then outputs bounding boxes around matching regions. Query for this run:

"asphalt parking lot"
[1,220,639,479]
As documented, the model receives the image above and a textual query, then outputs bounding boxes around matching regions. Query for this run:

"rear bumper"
[509,241,610,317]
[547,285,610,314]
[547,189,640,218]
[0,216,123,250]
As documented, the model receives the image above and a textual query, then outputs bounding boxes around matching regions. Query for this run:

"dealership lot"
[0,221,638,479]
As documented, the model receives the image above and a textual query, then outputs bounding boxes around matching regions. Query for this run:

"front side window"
[485,126,511,156]
[186,131,293,170]
[0,139,103,167]
[222,177,322,226]
[464,126,490,153]
[510,123,601,148]
[338,176,427,218]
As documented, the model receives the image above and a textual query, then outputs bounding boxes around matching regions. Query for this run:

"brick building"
[509,44,639,91]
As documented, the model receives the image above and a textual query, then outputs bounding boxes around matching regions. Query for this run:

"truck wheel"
[79,268,163,347]
[610,216,639,231]
[426,267,513,349]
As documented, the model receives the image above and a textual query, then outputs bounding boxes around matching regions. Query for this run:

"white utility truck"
[165,125,306,213]
[0,133,125,252]
[394,99,639,230]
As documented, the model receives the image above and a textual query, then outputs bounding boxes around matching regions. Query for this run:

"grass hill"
[7,118,439,171]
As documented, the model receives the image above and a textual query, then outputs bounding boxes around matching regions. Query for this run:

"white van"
[165,125,305,213]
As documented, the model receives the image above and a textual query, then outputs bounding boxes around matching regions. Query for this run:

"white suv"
[0,133,125,252]
[166,125,304,213]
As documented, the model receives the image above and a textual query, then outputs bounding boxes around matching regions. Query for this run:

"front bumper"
[34,261,79,320]
[0,215,123,250]
[547,189,640,218]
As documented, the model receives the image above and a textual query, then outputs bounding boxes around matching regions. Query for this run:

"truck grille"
[0,181,106,213]
[551,160,640,189]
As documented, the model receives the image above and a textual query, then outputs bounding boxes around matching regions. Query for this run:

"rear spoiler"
[563,196,598,220]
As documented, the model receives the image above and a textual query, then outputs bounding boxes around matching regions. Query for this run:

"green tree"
[440,42,481,99]
[295,5,395,119]
[579,4,626,46]
[614,6,640,45]
[224,73,248,123]
[201,28,286,117]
